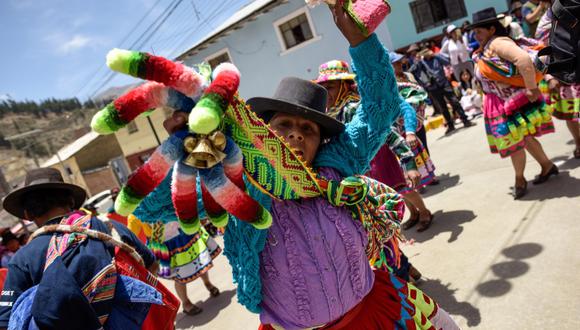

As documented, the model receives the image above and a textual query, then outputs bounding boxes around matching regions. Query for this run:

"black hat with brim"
[468,7,504,29]
[2,168,87,219]
[247,77,345,138]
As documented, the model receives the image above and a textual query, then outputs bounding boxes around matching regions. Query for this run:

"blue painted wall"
[182,0,394,99]
[386,0,509,48]
[182,0,507,99]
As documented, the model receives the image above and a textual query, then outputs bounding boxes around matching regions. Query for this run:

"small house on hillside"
[42,132,129,196]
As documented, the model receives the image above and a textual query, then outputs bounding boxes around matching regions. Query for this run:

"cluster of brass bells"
[183,131,227,169]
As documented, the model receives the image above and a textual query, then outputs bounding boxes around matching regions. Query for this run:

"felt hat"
[2,168,87,219]
[314,60,356,84]
[468,7,504,29]
[247,77,345,138]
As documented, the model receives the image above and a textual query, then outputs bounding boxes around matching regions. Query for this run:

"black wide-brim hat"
[2,168,87,219]
[247,77,345,138]
[468,7,504,29]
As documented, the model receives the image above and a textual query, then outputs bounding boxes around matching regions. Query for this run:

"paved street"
[167,117,580,329]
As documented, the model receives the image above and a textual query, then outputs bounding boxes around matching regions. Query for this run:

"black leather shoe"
[445,126,456,135]
[463,120,474,127]
[513,180,528,200]
[532,164,559,185]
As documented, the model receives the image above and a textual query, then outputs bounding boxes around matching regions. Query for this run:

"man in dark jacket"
[410,48,473,134]
[0,168,158,329]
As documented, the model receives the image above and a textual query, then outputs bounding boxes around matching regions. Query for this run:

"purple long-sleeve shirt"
[259,168,374,329]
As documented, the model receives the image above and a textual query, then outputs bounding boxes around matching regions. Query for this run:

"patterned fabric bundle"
[475,38,546,88]
[349,176,405,268]
[305,0,391,36]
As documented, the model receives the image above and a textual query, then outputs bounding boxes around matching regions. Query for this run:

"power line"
[168,1,230,59]
[89,0,186,99]
[73,0,164,97]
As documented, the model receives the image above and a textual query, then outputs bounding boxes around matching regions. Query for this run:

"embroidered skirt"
[540,80,580,121]
[148,221,221,283]
[411,140,436,188]
[484,93,555,158]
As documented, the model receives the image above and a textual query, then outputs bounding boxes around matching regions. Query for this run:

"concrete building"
[113,108,172,170]
[42,132,127,196]
[176,0,508,100]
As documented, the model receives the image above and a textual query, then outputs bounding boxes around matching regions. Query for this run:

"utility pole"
[146,116,162,146]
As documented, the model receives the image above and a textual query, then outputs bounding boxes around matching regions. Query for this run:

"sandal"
[207,285,220,298]
[416,212,433,232]
[183,304,203,316]
[402,215,420,230]
[574,147,580,159]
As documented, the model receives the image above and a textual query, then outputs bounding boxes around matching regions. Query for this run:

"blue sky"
[0,0,251,102]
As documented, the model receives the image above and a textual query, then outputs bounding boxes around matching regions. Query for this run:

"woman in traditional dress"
[127,214,221,316]
[536,5,580,158]
[470,7,557,199]
[316,58,435,233]
[138,4,459,329]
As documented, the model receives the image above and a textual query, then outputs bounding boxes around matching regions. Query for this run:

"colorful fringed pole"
[106,48,207,98]
[115,134,185,216]
[91,82,195,135]
[188,63,240,135]
[171,161,200,235]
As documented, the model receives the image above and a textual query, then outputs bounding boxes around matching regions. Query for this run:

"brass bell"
[184,136,226,169]
[209,131,227,151]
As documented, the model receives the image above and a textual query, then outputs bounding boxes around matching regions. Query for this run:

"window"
[127,121,139,134]
[205,49,232,70]
[409,0,468,33]
[274,7,319,54]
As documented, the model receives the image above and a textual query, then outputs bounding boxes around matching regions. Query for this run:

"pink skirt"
[367,144,409,194]
[483,93,555,158]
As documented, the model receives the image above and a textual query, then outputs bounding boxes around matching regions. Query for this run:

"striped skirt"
[484,93,555,158]
[540,80,580,122]
[148,221,221,283]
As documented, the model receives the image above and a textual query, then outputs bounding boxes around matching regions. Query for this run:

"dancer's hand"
[548,78,560,94]
[406,170,421,188]
[406,133,419,149]
[163,111,188,134]
[329,0,367,47]
[525,88,541,103]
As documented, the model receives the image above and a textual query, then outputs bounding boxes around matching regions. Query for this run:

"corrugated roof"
[41,131,100,168]
[177,0,286,60]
